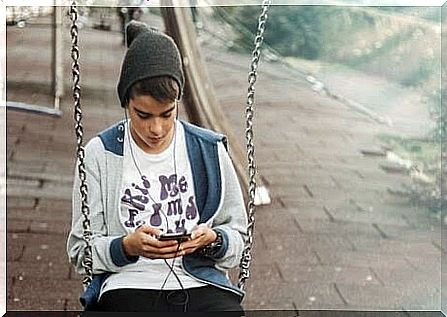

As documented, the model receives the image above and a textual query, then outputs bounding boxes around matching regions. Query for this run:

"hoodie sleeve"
[66,137,138,275]
[208,141,248,269]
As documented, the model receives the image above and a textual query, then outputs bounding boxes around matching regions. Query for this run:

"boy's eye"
[136,112,150,119]
[134,111,172,119]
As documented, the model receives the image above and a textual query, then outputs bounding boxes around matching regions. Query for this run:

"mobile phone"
[158,232,191,242]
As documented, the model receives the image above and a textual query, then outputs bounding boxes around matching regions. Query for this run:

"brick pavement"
[201,29,443,311]
[6,9,444,312]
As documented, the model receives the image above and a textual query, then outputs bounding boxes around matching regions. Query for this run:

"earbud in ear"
[176,100,179,119]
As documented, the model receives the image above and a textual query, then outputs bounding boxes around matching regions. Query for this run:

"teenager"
[67,21,247,313]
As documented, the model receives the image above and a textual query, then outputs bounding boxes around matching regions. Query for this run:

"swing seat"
[80,273,110,311]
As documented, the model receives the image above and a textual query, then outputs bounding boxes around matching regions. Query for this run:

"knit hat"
[117,21,184,107]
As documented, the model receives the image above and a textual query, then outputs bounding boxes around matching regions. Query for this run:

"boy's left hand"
[179,224,217,255]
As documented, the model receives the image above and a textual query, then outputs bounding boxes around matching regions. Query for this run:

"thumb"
[191,224,208,239]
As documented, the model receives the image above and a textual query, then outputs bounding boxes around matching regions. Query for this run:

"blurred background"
[5,1,446,312]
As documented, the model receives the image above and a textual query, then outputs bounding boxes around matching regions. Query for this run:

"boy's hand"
[179,224,217,255]
[122,225,182,259]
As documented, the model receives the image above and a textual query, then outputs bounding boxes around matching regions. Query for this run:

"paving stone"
[7,260,70,281]
[328,204,412,227]
[253,239,320,267]
[277,193,348,208]
[246,280,347,310]
[295,218,381,238]
[7,147,15,161]
[394,207,441,230]
[255,206,305,233]
[404,254,442,273]
[6,196,36,209]
[273,182,348,202]
[36,197,71,211]
[7,160,46,175]
[7,218,31,233]
[64,298,83,311]
[290,205,335,222]
[349,236,440,258]
[41,182,72,199]
[8,278,82,311]
[365,222,439,241]
[8,150,55,166]
[243,280,298,310]
[7,276,14,302]
[7,205,71,223]
[7,136,19,148]
[314,248,412,268]
[7,183,71,200]
[243,296,296,311]
[12,131,54,144]
[9,232,68,264]
[249,263,283,283]
[371,261,439,289]
[7,237,25,262]
[259,161,323,172]
[244,311,300,317]
[28,219,71,235]
[335,283,439,310]
[278,264,382,287]
[38,149,74,162]
[329,167,410,188]
[7,177,42,189]
[6,118,24,135]
[42,139,76,153]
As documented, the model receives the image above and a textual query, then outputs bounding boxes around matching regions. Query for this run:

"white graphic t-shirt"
[100,121,206,297]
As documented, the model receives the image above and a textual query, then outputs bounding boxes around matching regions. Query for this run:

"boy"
[67,21,247,312]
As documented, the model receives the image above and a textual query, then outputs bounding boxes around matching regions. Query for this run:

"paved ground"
[5,9,444,312]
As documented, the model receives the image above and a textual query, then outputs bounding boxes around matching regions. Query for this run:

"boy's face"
[128,94,177,154]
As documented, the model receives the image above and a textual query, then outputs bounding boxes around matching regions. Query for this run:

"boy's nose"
[149,118,163,135]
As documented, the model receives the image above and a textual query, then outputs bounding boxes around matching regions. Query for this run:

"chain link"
[70,1,93,288]
[238,0,271,291]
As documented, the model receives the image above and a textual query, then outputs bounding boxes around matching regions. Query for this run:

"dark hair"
[127,76,179,105]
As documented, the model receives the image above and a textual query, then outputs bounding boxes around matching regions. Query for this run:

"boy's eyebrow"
[134,105,176,116]
[161,105,176,115]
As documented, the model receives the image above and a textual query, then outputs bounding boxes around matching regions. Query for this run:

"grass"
[378,134,444,214]
[343,31,409,69]
[377,134,441,170]
[399,59,439,87]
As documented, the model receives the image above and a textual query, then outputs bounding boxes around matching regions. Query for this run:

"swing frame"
[69,0,271,292]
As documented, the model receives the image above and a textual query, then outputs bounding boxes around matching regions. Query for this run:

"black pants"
[96,286,243,313]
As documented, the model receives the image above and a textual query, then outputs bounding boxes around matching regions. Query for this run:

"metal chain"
[238,0,271,291]
[70,1,93,288]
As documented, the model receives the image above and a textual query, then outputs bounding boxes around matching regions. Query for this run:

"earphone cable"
[124,108,170,229]
[123,105,189,311]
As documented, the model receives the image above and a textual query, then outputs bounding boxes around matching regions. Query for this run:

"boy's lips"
[148,137,163,143]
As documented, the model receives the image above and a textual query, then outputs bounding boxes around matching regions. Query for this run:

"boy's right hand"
[122,225,183,259]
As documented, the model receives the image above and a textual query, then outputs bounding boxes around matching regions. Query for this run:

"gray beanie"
[117,21,184,107]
